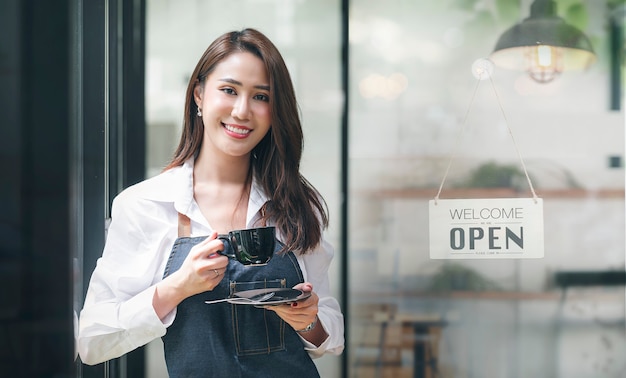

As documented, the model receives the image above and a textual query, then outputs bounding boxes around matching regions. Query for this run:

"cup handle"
[217,235,237,259]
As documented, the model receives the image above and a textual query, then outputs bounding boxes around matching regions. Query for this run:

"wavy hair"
[165,28,328,254]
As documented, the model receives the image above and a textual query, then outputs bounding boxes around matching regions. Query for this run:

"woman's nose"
[231,97,250,120]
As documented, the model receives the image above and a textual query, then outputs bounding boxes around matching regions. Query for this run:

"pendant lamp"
[490,0,596,83]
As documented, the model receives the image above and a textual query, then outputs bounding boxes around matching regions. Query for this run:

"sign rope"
[434,60,539,204]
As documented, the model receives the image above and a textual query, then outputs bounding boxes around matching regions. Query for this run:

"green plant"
[458,161,529,189]
[429,263,501,292]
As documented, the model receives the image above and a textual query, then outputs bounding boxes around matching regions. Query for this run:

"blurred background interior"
[2,0,625,377]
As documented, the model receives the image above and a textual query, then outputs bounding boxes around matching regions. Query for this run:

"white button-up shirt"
[78,159,344,365]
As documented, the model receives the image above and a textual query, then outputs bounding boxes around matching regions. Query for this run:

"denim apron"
[161,214,320,378]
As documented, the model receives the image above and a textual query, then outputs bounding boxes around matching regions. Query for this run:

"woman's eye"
[221,87,236,95]
[254,93,269,102]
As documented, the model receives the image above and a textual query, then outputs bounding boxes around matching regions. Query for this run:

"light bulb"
[524,45,563,83]
[536,45,554,67]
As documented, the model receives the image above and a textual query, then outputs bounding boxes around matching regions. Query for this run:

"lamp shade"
[490,0,595,82]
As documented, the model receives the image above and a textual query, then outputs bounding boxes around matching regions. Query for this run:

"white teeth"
[224,124,251,135]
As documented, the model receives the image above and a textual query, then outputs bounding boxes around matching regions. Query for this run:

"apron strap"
[178,212,191,237]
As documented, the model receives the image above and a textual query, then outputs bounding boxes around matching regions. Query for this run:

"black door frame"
[73,0,146,377]
[0,1,73,375]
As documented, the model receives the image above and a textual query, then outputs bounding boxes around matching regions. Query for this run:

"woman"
[78,28,344,377]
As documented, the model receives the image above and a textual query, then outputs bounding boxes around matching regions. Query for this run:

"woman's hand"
[174,231,229,296]
[154,232,229,319]
[264,282,328,347]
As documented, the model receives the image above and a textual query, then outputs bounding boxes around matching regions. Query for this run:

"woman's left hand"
[265,282,317,330]
[264,282,328,346]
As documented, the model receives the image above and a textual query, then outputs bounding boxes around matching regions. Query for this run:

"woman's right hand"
[174,231,230,297]
[153,232,229,319]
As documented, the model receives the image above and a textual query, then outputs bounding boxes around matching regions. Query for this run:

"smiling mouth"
[223,123,251,136]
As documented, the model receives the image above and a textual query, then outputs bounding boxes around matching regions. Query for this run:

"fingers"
[291,291,318,312]
[291,282,316,309]
[208,267,224,278]
[267,288,318,314]
[255,283,320,331]
[197,231,218,246]
[266,298,318,331]
[292,282,313,293]
[184,231,229,280]
[201,264,227,278]
[195,252,228,281]
[191,232,226,260]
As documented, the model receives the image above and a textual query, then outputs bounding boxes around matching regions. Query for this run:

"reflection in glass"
[349,1,624,377]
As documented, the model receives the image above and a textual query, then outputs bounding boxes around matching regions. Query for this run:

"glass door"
[144,1,343,376]
[347,1,625,377]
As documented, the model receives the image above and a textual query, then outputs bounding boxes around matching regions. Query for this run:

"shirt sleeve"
[77,190,173,365]
[297,237,345,358]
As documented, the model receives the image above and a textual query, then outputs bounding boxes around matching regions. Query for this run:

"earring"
[197,108,202,117]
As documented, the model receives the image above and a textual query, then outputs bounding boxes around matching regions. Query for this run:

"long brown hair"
[165,28,328,254]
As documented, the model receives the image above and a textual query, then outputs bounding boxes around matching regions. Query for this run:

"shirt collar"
[142,158,269,228]
[247,177,267,226]
[173,159,196,216]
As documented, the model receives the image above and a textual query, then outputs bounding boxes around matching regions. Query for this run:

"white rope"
[488,74,539,202]
[434,70,539,204]
[434,79,481,205]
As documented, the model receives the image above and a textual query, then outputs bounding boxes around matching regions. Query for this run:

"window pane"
[348,1,625,377]
[145,1,342,376]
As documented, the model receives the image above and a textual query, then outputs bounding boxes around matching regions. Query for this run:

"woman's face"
[194,51,272,159]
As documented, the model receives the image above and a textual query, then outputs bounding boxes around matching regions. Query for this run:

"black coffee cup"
[217,226,275,266]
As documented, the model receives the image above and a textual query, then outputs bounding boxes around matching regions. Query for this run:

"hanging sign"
[429,198,544,259]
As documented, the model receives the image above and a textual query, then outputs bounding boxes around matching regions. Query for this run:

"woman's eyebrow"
[219,77,270,91]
